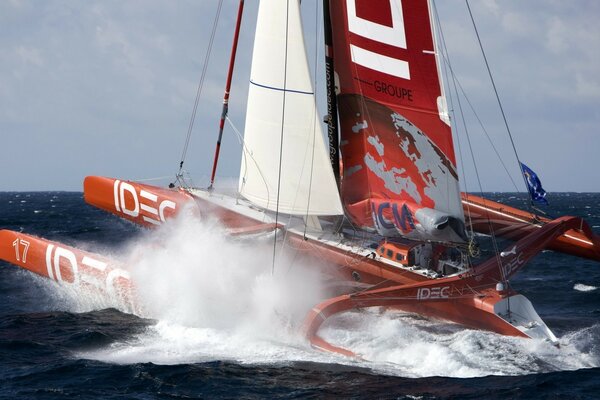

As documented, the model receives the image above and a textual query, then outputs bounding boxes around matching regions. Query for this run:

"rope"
[302,1,322,238]
[453,77,521,192]
[177,0,224,178]
[434,1,504,279]
[465,0,529,198]
[432,2,474,243]
[463,1,510,293]
[272,0,291,275]
[131,175,174,182]
[226,116,270,204]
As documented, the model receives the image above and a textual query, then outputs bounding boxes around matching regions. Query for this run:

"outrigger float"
[1,0,598,357]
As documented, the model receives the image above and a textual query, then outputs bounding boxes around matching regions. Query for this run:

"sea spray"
[26,208,599,376]
[574,283,598,292]
[124,214,330,341]
[79,213,341,365]
[318,310,600,377]
[30,269,132,314]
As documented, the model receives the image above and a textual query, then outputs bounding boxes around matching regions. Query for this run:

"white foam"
[83,321,332,366]
[121,216,328,332]
[319,310,599,377]
[30,272,128,313]
[574,283,597,292]
[77,215,339,364]
[80,307,600,378]
[37,214,599,378]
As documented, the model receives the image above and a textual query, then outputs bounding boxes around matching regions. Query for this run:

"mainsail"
[328,0,466,242]
[239,0,343,216]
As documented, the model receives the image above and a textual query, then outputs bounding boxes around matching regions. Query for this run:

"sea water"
[0,192,599,399]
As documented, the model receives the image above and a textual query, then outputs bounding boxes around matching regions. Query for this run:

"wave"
[28,215,600,379]
[574,284,597,292]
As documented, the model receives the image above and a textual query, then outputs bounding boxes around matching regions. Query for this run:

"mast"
[323,0,340,188]
[209,0,245,189]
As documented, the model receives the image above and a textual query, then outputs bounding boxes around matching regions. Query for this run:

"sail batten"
[249,80,314,95]
[239,0,343,216]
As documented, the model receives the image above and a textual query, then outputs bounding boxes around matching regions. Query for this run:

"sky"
[1,0,599,192]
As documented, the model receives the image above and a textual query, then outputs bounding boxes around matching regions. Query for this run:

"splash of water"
[319,310,600,377]
[127,216,324,332]
[80,214,339,365]
[31,214,599,377]
[574,283,597,292]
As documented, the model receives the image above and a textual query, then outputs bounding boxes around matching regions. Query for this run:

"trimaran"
[2,0,599,357]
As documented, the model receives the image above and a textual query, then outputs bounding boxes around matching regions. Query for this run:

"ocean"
[0,191,598,399]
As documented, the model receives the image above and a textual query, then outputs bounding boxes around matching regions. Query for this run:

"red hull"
[0,230,136,313]
[2,176,598,357]
[463,193,600,262]
[80,177,598,354]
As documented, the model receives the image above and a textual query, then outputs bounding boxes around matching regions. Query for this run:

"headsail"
[239,0,343,216]
[329,0,466,242]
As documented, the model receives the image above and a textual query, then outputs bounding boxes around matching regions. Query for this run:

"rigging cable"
[226,116,271,204]
[434,2,505,284]
[433,3,520,195]
[434,2,502,264]
[465,0,530,203]
[302,0,322,239]
[272,0,291,275]
[432,2,475,250]
[176,0,224,186]
[433,4,519,193]
[463,2,511,309]
[209,0,245,190]
[451,53,505,280]
[452,77,521,192]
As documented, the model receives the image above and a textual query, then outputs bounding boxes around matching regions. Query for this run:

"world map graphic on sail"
[339,94,464,241]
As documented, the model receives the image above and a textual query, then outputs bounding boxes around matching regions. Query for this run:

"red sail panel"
[329,0,465,242]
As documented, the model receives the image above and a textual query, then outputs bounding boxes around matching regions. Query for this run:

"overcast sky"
[1,0,599,192]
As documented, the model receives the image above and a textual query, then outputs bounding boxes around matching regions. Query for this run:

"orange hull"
[2,177,598,357]
[83,176,196,228]
[304,289,531,357]
[463,193,600,261]
[83,176,271,231]
[0,230,136,312]
[80,177,598,354]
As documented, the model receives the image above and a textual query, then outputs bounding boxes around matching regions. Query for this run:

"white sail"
[239,0,343,216]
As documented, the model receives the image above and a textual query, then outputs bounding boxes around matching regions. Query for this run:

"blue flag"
[521,162,548,204]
